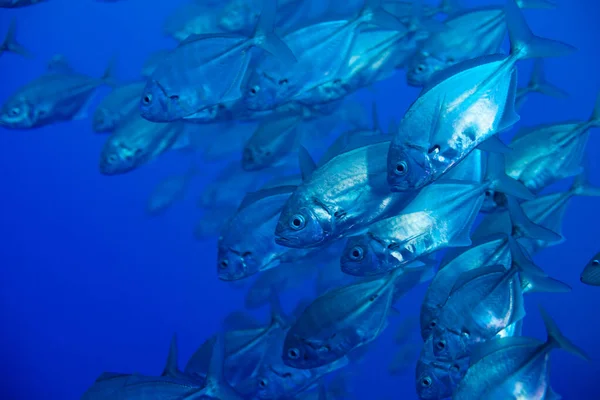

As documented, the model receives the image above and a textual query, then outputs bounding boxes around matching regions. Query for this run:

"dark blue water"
[0,1,598,399]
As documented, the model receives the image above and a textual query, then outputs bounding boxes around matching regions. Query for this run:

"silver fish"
[93,81,146,133]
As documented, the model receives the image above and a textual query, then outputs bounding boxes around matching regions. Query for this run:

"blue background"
[0,1,598,399]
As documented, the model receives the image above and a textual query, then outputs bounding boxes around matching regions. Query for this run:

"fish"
[387,0,575,191]
[581,250,600,286]
[282,264,431,369]
[453,307,589,400]
[162,1,224,42]
[504,92,600,194]
[275,135,417,250]
[92,81,146,133]
[0,0,46,8]
[217,185,318,281]
[146,164,197,216]
[99,111,187,175]
[431,241,569,361]
[0,18,30,59]
[341,154,534,277]
[244,0,404,111]
[141,1,296,122]
[194,207,236,241]
[514,59,568,110]
[0,55,115,129]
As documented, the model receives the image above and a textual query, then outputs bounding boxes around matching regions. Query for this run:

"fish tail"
[509,236,571,293]
[252,0,296,66]
[506,196,563,243]
[161,333,179,377]
[588,92,600,127]
[361,0,405,31]
[100,55,118,87]
[539,305,590,361]
[485,152,534,200]
[528,59,569,98]
[516,0,557,9]
[268,286,287,326]
[570,164,600,197]
[506,0,576,61]
[1,18,32,59]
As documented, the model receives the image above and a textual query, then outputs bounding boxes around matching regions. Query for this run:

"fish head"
[242,141,276,171]
[387,142,432,191]
[217,247,257,281]
[481,189,508,213]
[140,79,196,122]
[92,108,116,132]
[282,332,335,369]
[244,69,289,111]
[431,328,467,361]
[415,358,462,400]
[406,51,447,87]
[0,96,35,129]
[218,0,257,33]
[275,200,332,248]
[340,235,384,277]
[253,364,304,400]
[99,138,143,175]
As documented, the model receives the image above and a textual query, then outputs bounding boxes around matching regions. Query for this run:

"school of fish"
[2,0,599,399]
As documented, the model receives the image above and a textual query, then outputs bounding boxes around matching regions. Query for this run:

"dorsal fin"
[162,333,179,377]
[298,146,317,181]
[237,185,297,212]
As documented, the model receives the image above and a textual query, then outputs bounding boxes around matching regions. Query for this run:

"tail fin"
[268,287,287,326]
[162,333,180,377]
[570,166,600,197]
[101,56,118,87]
[361,0,405,31]
[507,196,563,242]
[509,236,571,293]
[588,92,600,127]
[485,152,535,200]
[253,0,297,65]
[0,19,31,59]
[539,305,590,360]
[516,0,557,9]
[506,0,576,60]
[516,59,568,109]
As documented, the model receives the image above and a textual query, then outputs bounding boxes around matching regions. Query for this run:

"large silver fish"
[387,0,575,191]
[93,81,146,133]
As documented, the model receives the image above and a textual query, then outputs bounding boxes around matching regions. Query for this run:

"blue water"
[0,1,599,399]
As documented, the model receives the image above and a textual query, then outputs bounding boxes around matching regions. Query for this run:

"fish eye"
[9,107,20,116]
[278,78,288,85]
[416,65,425,72]
[287,348,300,359]
[258,378,268,388]
[428,144,440,154]
[485,190,493,197]
[447,56,455,63]
[169,95,179,101]
[592,260,599,266]
[436,340,446,350]
[219,259,229,269]
[349,246,364,261]
[429,321,436,328]
[421,376,432,387]
[250,86,260,95]
[394,161,408,176]
[461,329,470,338]
[142,93,153,105]
[289,214,305,230]
[107,154,118,164]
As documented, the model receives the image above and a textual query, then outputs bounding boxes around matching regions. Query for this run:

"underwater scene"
[1,0,599,399]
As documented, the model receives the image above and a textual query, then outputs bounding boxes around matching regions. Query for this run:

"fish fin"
[298,146,317,181]
[506,0,576,60]
[1,19,31,58]
[497,69,521,132]
[447,225,473,247]
[469,336,536,366]
[570,165,600,197]
[485,153,535,200]
[252,0,297,65]
[222,311,262,330]
[237,185,297,212]
[362,0,405,31]
[162,333,179,377]
[581,257,600,287]
[529,59,569,98]
[539,305,590,361]
[47,54,73,74]
[589,92,600,127]
[205,333,226,386]
[371,101,381,133]
[507,196,563,242]
[95,371,130,382]
[450,265,507,296]
[101,55,118,87]
[517,0,557,9]
[545,387,562,400]
[72,90,100,121]
[268,287,287,326]
[476,136,512,154]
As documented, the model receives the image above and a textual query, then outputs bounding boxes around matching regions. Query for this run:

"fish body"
[81,374,202,400]
[341,181,485,277]
[99,112,186,175]
[93,81,146,132]
[146,167,196,216]
[275,139,417,249]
